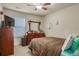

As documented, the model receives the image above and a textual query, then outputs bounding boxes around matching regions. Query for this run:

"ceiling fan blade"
[26,3,42,6]
[43,3,51,6]
[26,4,35,6]
[41,3,51,10]
[42,7,47,10]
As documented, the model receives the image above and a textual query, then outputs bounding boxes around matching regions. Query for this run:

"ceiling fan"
[26,3,51,11]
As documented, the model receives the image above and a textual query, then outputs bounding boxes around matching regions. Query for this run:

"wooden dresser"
[0,27,14,56]
[21,21,45,46]
[23,32,45,45]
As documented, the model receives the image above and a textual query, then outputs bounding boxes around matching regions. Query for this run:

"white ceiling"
[2,3,76,16]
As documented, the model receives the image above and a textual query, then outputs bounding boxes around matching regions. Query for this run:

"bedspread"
[29,37,65,56]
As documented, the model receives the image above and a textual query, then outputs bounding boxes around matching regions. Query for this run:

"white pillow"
[62,34,74,51]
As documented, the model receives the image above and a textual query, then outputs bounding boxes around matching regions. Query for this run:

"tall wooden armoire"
[0,27,14,56]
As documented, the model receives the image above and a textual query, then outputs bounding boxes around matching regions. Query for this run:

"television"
[4,15,15,27]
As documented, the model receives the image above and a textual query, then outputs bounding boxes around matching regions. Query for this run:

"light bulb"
[36,6,42,9]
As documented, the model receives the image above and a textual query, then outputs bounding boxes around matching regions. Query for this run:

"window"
[13,17,26,37]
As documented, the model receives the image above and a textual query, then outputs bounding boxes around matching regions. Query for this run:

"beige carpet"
[14,45,32,56]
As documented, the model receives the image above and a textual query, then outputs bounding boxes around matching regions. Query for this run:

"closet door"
[1,27,14,56]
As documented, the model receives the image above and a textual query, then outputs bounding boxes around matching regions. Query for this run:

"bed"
[28,37,65,56]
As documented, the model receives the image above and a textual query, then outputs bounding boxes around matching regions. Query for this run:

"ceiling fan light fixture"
[36,5,42,9]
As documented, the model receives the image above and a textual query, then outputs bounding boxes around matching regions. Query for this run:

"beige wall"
[0,4,3,11]
[0,4,4,27]
[42,4,79,38]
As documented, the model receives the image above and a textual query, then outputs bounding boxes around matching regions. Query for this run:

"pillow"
[71,37,79,51]
[62,34,74,51]
[72,33,79,38]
